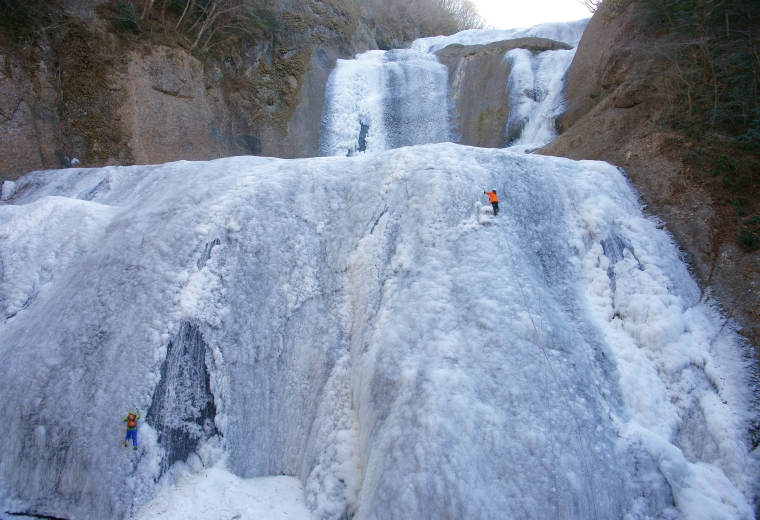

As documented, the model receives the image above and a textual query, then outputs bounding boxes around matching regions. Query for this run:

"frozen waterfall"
[320,49,451,157]
[504,47,576,152]
[1,146,758,520]
[322,19,584,157]
[1,17,759,520]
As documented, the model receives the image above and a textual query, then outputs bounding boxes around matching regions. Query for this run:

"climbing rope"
[536,281,561,520]
[498,226,611,520]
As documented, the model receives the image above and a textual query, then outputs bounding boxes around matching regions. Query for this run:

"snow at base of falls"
[410,18,590,54]
[0,144,757,520]
[320,49,451,157]
[131,469,310,520]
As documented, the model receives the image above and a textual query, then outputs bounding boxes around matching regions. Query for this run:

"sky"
[471,0,592,29]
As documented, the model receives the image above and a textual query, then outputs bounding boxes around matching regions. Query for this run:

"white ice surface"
[320,49,451,157]
[131,468,310,520]
[410,18,590,54]
[0,145,757,520]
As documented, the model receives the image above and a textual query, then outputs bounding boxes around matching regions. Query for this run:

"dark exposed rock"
[357,122,369,152]
[236,134,263,155]
[6,510,70,520]
[197,239,221,270]
[147,322,218,477]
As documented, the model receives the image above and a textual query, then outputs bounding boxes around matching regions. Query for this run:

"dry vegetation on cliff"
[356,0,484,49]
[0,0,135,168]
[635,0,760,251]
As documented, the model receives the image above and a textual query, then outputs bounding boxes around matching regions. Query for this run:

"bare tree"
[578,0,604,13]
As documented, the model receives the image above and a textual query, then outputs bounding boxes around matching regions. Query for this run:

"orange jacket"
[484,191,499,203]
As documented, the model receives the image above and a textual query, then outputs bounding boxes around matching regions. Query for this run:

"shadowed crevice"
[147,322,218,477]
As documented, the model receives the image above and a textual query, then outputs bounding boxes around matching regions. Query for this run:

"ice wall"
[320,50,451,157]
[0,145,757,519]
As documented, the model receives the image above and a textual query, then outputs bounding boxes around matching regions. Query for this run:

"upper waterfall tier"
[321,20,590,157]
[320,49,452,157]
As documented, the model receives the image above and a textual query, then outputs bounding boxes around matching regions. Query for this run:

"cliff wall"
[0,0,377,180]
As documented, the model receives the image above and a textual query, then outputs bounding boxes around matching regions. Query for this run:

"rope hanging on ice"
[500,229,611,520]
[535,270,561,520]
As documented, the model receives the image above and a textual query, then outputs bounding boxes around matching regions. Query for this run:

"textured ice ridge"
[0,145,757,520]
[410,18,590,54]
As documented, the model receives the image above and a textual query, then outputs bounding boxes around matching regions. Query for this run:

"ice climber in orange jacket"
[484,190,499,216]
[124,411,140,450]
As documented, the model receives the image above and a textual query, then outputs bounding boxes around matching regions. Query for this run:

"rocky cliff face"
[0,0,377,181]
[540,1,760,360]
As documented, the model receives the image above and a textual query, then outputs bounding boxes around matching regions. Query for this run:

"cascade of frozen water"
[320,49,451,157]
[1,18,758,520]
[504,47,576,152]
[1,145,758,520]
[322,19,584,159]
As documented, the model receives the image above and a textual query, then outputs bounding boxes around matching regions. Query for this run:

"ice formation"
[410,18,590,54]
[320,49,451,157]
[1,144,758,519]
[504,48,576,152]
[1,15,759,520]
[322,19,585,157]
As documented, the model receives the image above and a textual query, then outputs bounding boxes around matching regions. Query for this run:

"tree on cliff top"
[0,0,62,44]
[357,0,485,49]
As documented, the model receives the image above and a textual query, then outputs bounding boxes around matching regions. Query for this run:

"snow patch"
[131,468,310,520]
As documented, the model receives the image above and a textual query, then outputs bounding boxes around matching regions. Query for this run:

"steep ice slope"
[0,145,757,519]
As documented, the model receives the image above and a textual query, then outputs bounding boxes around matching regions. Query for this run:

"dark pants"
[125,429,137,446]
[492,202,499,215]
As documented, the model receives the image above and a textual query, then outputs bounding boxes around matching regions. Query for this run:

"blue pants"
[125,429,137,446]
